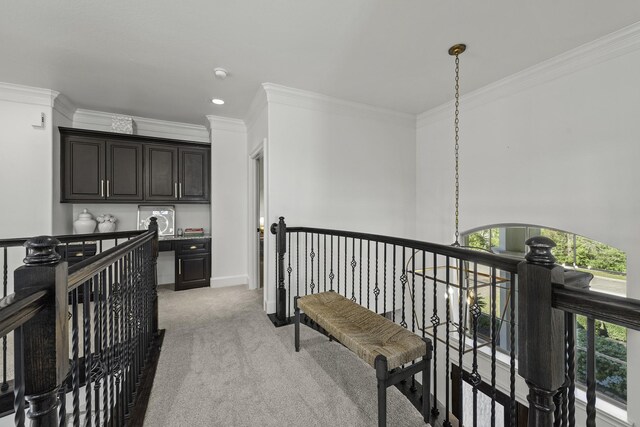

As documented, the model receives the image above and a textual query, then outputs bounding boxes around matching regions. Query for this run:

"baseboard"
[210,274,248,288]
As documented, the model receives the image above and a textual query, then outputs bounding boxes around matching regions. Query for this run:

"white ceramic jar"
[98,222,117,233]
[73,209,97,234]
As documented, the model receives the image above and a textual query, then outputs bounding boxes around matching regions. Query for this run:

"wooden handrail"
[0,230,145,249]
[285,226,522,273]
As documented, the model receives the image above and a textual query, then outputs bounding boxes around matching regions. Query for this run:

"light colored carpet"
[145,285,427,427]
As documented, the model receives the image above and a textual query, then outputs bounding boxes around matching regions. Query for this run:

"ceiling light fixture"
[211,98,225,105]
[214,68,229,79]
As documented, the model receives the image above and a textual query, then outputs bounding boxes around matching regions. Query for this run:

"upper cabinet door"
[106,141,143,201]
[145,144,178,201]
[63,137,106,201]
[178,147,209,202]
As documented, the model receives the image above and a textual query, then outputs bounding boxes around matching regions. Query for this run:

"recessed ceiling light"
[214,68,229,79]
[211,98,225,105]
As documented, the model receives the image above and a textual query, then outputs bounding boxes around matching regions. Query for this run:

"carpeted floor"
[144,285,428,427]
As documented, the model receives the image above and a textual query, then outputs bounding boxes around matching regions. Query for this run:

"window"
[462,225,627,406]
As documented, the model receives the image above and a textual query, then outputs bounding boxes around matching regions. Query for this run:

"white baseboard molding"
[265,299,276,314]
[210,275,248,288]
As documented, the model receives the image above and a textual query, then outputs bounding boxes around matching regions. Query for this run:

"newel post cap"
[23,236,61,266]
[525,236,556,266]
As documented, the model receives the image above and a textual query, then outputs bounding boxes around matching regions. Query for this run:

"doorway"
[255,155,265,288]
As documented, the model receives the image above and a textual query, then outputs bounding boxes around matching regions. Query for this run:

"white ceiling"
[2,1,640,126]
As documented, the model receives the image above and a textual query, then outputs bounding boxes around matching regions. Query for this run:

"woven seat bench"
[294,291,432,426]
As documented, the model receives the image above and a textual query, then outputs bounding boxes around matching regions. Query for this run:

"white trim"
[0,82,58,107]
[52,94,76,122]
[210,275,248,288]
[248,140,265,292]
[418,20,640,128]
[206,115,247,133]
[73,108,210,142]
[262,82,416,129]
[265,298,276,314]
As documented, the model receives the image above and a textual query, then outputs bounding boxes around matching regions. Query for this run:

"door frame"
[248,140,266,292]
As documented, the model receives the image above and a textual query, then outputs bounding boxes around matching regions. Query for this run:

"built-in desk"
[159,235,211,291]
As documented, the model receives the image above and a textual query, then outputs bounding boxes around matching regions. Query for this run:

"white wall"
[207,116,248,288]
[416,28,640,426]
[263,84,417,312]
[0,86,57,239]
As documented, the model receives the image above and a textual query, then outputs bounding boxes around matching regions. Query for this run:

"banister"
[286,226,522,273]
[552,284,640,330]
[0,230,146,249]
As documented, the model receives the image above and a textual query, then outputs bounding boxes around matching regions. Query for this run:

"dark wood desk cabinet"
[159,238,211,291]
[60,127,210,204]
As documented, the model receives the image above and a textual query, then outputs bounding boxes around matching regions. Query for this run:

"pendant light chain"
[448,43,465,246]
[453,52,462,247]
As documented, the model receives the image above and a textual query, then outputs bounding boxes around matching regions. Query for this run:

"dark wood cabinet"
[63,136,105,200]
[145,144,178,201]
[176,239,211,290]
[106,141,143,201]
[178,148,209,202]
[60,127,210,204]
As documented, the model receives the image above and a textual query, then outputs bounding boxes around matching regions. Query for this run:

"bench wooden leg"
[294,296,300,352]
[422,338,433,424]
[375,355,388,427]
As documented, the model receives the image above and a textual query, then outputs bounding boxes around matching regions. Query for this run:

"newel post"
[14,236,69,426]
[270,217,287,324]
[148,217,159,334]
[518,236,566,426]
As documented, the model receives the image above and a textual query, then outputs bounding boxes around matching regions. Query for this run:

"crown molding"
[52,94,76,122]
[418,21,640,129]
[206,115,247,134]
[262,83,416,129]
[73,108,209,142]
[0,82,59,107]
[245,86,268,132]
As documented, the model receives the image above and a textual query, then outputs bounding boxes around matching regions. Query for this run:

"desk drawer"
[159,240,174,252]
[176,239,209,255]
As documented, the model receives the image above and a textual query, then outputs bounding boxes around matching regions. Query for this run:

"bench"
[294,291,432,426]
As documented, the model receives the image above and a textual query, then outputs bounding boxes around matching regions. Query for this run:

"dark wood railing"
[0,219,161,426]
[272,216,640,426]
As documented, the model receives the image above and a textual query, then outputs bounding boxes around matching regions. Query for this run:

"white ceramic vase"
[73,209,97,234]
[98,222,117,233]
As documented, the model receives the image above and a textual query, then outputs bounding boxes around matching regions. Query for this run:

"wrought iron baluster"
[93,273,102,427]
[358,239,362,305]
[13,324,25,427]
[108,264,116,424]
[288,233,292,318]
[2,247,7,392]
[329,235,334,291]
[400,248,407,328]
[431,253,439,417]
[458,260,465,427]
[383,244,387,317]
[470,263,480,427]
[491,267,497,427]
[71,288,80,426]
[305,233,308,295]
[586,318,596,427]
[58,382,66,427]
[392,245,396,323]
[443,257,451,427]
[374,243,379,313]
[345,237,348,299]
[310,234,315,294]
[84,279,93,424]
[336,236,340,294]
[102,268,109,427]
[410,250,416,391]
[366,240,370,309]
[351,239,356,302]
[323,234,326,292]
[296,233,299,299]
[566,312,576,427]
[510,275,516,426]
[318,234,320,294]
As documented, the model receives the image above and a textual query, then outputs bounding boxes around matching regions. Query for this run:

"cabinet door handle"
[190,245,197,250]
[106,180,110,197]
[101,180,104,197]
[179,183,182,198]
[175,182,178,199]
[178,259,182,275]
